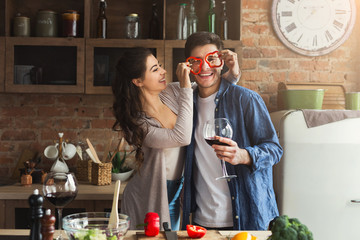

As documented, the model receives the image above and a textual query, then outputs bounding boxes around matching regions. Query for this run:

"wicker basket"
[76,160,92,182]
[91,162,112,185]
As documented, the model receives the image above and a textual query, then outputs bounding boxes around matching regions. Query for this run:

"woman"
[112,47,193,230]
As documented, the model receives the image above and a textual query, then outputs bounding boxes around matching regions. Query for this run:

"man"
[181,32,283,230]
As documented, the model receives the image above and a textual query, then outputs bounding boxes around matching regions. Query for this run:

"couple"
[112,32,283,231]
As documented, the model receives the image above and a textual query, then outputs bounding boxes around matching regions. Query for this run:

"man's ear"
[132,78,143,87]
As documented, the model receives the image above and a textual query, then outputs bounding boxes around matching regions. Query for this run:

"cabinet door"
[85,39,164,94]
[0,37,4,92]
[5,37,85,93]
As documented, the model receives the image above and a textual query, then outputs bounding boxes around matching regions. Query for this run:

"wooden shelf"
[0,0,242,94]
[5,37,85,93]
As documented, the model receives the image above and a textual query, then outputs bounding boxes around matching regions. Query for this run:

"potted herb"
[111,138,135,181]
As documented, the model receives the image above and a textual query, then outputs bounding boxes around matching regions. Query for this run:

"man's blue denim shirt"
[181,79,283,230]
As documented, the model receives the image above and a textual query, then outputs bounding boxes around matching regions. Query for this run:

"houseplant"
[111,139,135,181]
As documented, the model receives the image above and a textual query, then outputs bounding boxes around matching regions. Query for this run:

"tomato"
[186,225,207,238]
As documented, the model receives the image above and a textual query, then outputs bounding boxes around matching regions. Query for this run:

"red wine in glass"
[43,172,78,240]
[45,192,77,207]
[205,137,230,146]
[203,118,237,180]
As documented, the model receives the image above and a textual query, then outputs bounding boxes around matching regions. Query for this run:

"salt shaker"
[41,209,56,240]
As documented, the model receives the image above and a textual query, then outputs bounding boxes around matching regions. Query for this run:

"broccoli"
[268,215,313,240]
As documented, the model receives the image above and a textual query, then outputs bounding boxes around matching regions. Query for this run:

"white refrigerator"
[270,110,360,240]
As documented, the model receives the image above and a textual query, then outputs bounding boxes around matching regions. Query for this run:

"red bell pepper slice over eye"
[186,56,203,75]
[141,212,160,236]
[186,224,207,238]
[205,50,223,68]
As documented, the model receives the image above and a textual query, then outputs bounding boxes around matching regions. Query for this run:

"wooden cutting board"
[135,231,228,239]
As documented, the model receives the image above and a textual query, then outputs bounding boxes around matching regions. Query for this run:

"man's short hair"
[185,31,224,58]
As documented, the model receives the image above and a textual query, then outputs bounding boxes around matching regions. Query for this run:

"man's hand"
[219,49,241,80]
[212,136,252,166]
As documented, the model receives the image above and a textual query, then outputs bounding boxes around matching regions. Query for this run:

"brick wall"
[241,0,360,112]
[0,93,119,177]
[1,0,360,177]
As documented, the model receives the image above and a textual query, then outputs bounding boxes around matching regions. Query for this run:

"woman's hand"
[220,49,241,80]
[211,136,252,166]
[176,62,192,88]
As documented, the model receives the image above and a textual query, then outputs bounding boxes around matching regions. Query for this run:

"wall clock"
[271,0,356,56]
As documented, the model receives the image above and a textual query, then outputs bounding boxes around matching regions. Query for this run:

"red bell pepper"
[186,224,207,238]
[143,212,160,237]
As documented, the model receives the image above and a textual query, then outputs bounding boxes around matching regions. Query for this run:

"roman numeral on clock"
[325,30,333,41]
[285,23,296,33]
[282,11,292,17]
[313,35,317,46]
[333,20,344,31]
[287,0,295,3]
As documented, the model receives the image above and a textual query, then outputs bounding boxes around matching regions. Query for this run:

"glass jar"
[36,10,58,37]
[62,10,80,37]
[126,13,140,39]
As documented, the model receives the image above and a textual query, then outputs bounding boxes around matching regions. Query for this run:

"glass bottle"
[220,0,229,40]
[208,0,216,33]
[97,0,107,38]
[177,3,188,40]
[187,0,198,37]
[149,2,161,39]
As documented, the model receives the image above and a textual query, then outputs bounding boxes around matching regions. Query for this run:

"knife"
[163,222,178,240]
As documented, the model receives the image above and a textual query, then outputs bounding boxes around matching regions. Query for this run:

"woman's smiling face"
[136,54,167,94]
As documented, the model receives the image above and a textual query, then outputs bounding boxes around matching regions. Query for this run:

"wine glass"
[43,172,78,240]
[203,118,237,180]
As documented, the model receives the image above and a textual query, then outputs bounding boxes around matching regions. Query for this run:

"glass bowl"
[63,212,130,240]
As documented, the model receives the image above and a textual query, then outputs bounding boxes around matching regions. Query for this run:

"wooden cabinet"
[0,0,242,94]
[0,37,4,92]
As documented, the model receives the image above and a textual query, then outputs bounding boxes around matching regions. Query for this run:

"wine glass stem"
[57,208,63,239]
[221,160,229,177]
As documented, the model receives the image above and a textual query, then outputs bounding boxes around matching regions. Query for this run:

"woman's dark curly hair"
[112,47,152,168]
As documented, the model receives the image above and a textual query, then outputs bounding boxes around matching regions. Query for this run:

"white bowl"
[112,169,134,182]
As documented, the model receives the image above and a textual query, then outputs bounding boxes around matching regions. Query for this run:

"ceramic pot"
[111,169,134,182]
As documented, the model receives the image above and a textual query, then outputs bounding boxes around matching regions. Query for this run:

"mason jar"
[126,13,140,39]
[36,10,58,37]
[62,10,80,37]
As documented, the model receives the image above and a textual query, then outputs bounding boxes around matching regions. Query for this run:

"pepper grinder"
[29,189,44,240]
[41,209,56,240]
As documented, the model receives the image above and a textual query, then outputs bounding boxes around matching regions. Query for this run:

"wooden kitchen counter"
[0,181,127,229]
[0,229,272,239]
[0,181,126,200]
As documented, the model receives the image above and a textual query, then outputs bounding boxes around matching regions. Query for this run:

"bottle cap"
[33,189,39,195]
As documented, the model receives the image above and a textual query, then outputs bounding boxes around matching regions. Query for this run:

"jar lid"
[38,10,57,14]
[64,10,78,14]
[128,13,138,17]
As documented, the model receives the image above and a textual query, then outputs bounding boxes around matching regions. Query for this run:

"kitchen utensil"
[108,180,121,229]
[163,222,178,240]
[102,138,113,162]
[86,148,97,163]
[86,138,101,163]
[76,145,83,160]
